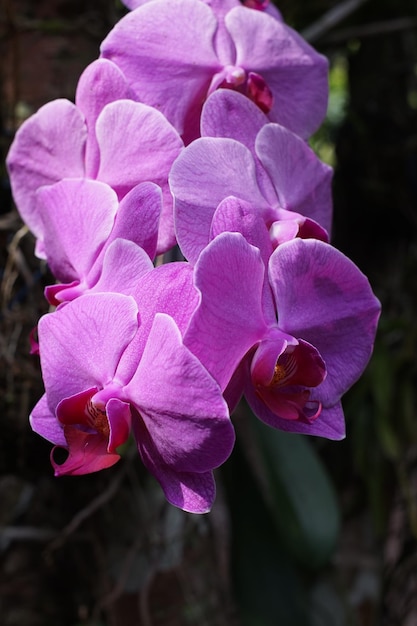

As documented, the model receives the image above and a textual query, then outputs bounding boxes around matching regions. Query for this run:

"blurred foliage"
[310,54,349,166]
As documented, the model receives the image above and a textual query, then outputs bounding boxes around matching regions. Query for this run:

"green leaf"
[368,343,400,459]
[224,445,310,626]
[248,416,340,569]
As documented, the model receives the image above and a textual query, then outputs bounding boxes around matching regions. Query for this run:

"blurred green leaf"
[224,444,310,626]
[249,416,341,570]
[368,343,400,459]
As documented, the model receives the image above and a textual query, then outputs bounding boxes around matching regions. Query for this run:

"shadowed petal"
[30,394,67,446]
[269,239,381,406]
[185,232,267,390]
[226,7,328,138]
[247,386,346,439]
[256,123,333,235]
[125,313,234,473]
[134,415,216,513]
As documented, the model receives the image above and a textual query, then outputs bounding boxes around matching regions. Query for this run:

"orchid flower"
[170,90,332,264]
[31,290,235,513]
[34,178,160,305]
[6,59,183,252]
[184,232,381,439]
[100,0,328,142]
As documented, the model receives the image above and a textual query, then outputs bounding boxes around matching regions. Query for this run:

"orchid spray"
[7,0,380,513]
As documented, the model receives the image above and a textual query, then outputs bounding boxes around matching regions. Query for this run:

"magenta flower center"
[270,351,298,388]
[85,399,110,438]
[219,68,273,114]
[242,0,270,10]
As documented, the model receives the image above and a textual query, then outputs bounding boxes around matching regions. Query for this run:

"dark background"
[1,0,417,624]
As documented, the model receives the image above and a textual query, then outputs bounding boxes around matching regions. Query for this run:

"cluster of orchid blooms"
[7,0,381,513]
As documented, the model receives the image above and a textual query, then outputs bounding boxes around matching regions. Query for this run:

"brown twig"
[302,0,371,43]
[322,16,417,44]
[1,224,29,309]
[46,449,135,554]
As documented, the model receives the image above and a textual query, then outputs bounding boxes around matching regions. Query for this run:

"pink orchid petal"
[45,239,153,306]
[223,361,246,414]
[121,0,152,7]
[116,262,197,384]
[38,293,139,412]
[201,90,276,202]
[201,89,267,146]
[210,196,273,266]
[100,0,220,135]
[258,389,312,421]
[243,0,283,19]
[269,219,300,245]
[108,182,162,260]
[30,394,67,446]
[92,239,154,296]
[75,58,137,178]
[36,179,118,283]
[6,100,86,237]
[95,100,182,251]
[125,313,234,473]
[185,232,267,390]
[210,196,276,320]
[171,137,268,263]
[133,263,197,337]
[263,2,283,20]
[225,7,329,138]
[269,239,381,406]
[256,123,333,235]
[106,398,132,452]
[134,416,216,513]
[96,100,183,196]
[45,280,82,307]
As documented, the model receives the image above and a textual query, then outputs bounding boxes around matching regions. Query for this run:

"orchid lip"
[85,400,109,437]
[250,337,327,423]
[270,349,297,387]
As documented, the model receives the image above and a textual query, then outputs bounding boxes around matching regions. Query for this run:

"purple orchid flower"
[34,178,160,305]
[6,59,183,253]
[31,289,235,513]
[184,232,381,439]
[100,0,328,142]
[170,90,332,264]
